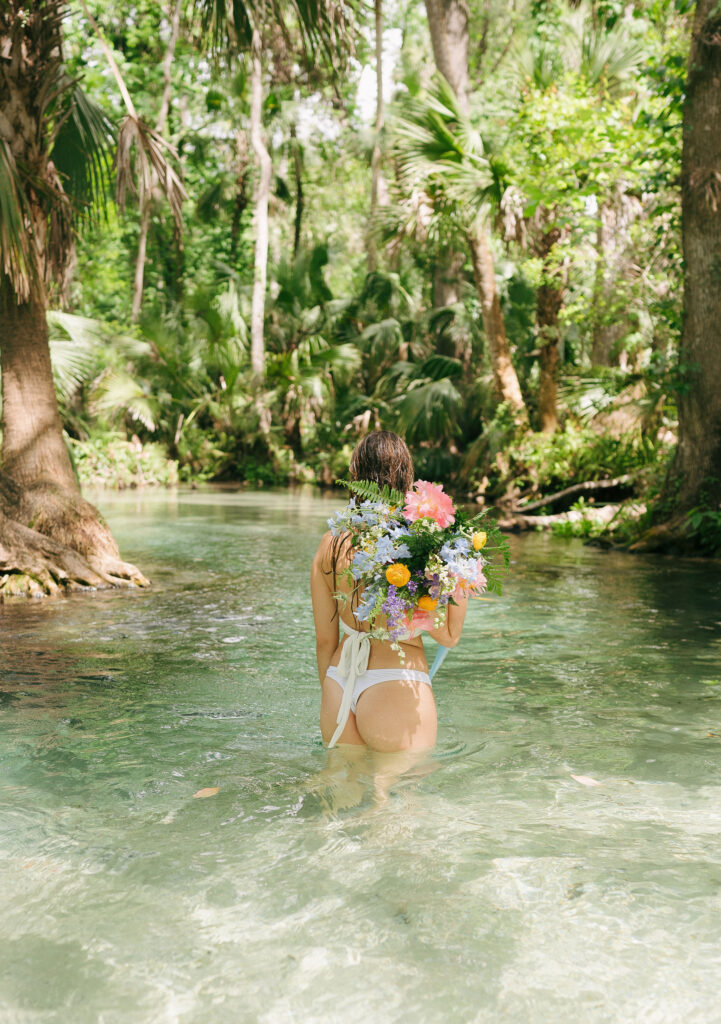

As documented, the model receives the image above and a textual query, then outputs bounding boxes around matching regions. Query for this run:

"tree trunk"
[424,0,471,307]
[0,288,78,492]
[671,0,721,511]
[130,0,183,322]
[424,0,520,415]
[591,191,642,366]
[632,0,721,553]
[433,251,464,306]
[0,474,147,599]
[231,129,250,263]
[0,0,149,599]
[250,34,271,378]
[468,230,525,417]
[132,201,152,321]
[536,226,563,433]
[424,0,470,107]
[290,124,304,257]
[368,0,389,271]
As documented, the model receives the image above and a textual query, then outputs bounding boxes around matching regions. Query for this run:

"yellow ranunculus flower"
[417,594,438,611]
[385,562,411,587]
[472,531,487,551]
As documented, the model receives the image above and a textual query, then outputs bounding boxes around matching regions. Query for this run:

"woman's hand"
[426,589,469,649]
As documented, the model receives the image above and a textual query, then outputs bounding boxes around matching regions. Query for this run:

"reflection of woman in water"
[311,431,469,752]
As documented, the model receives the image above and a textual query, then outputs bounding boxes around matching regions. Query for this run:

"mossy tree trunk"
[468,231,526,418]
[672,0,721,510]
[535,226,563,434]
[0,4,148,599]
[424,0,470,310]
[633,0,721,552]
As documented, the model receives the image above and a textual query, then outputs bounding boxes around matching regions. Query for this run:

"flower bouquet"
[327,479,508,653]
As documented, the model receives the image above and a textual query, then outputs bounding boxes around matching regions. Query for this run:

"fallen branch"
[513,474,636,513]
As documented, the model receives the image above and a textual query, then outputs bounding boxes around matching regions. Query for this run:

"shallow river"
[1,488,720,1024]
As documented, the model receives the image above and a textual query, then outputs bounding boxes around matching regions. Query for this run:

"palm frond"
[393,78,494,226]
[91,368,159,432]
[0,139,37,300]
[563,3,646,92]
[195,0,353,59]
[392,376,463,444]
[115,116,187,228]
[51,84,115,220]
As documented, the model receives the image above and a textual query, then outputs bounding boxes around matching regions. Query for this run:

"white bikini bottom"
[325,666,432,715]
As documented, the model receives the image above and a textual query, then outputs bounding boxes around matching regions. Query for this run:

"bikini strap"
[328,625,371,748]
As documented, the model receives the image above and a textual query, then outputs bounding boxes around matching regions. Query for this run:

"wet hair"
[328,431,414,622]
[348,430,414,494]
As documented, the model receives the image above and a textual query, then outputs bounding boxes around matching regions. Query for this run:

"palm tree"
[394,80,526,418]
[195,0,356,380]
[0,0,181,597]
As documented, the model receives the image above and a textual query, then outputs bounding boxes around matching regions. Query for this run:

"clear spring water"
[1,487,720,1024]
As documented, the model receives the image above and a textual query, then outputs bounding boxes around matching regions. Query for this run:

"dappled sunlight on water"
[1,487,720,1023]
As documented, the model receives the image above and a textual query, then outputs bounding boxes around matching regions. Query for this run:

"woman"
[311,431,469,752]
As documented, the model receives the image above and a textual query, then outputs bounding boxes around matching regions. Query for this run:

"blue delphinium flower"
[350,549,376,579]
[375,536,412,564]
[440,537,471,562]
[355,588,379,622]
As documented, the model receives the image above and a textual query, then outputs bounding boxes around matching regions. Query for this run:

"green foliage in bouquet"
[328,478,509,644]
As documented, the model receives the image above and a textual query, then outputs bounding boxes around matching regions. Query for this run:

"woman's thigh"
[320,678,365,746]
[355,680,437,753]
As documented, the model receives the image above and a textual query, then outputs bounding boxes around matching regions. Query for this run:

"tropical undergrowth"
[43,248,677,514]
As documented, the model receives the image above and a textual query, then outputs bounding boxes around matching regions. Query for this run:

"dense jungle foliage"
[3,0,720,564]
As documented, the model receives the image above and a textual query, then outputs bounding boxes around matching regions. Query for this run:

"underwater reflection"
[300,744,442,817]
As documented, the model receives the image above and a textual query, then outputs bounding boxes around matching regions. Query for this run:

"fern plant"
[336,478,405,506]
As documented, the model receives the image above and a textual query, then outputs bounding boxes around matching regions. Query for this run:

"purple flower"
[382,585,411,637]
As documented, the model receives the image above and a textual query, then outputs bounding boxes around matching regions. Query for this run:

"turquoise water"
[1,487,720,1024]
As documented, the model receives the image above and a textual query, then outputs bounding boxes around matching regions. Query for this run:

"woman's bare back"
[312,531,438,751]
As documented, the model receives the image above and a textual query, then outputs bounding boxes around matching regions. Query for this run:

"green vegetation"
[1,0,720,599]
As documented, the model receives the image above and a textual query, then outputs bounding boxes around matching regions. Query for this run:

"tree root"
[0,474,148,600]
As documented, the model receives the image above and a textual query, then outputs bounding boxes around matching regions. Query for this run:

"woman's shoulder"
[313,529,351,574]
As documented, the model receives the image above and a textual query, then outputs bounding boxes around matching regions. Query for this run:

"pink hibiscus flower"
[403,480,456,528]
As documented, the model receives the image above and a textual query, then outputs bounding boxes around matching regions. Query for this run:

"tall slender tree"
[422,0,524,418]
[249,30,271,378]
[368,0,388,271]
[131,0,184,322]
[423,0,468,309]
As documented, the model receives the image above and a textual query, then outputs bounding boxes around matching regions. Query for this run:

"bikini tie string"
[328,625,370,748]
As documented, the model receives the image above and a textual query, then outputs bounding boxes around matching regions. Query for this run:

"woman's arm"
[425,590,469,648]
[310,532,340,684]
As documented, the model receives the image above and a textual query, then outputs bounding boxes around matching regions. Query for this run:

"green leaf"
[336,478,405,506]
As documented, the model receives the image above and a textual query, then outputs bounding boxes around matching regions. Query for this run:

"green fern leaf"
[336,478,405,506]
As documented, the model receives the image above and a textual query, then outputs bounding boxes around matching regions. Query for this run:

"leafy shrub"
[70,433,178,489]
[496,422,669,496]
